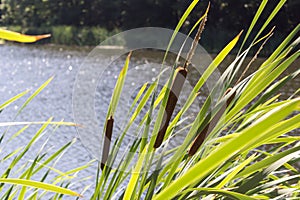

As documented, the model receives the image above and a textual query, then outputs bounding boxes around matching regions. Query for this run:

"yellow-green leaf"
[0,29,51,43]
[0,178,82,197]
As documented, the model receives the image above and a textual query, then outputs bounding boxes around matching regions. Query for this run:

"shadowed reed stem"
[101,116,114,170]
[154,7,209,148]
[188,88,236,156]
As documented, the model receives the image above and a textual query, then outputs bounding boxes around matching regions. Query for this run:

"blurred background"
[0,0,299,53]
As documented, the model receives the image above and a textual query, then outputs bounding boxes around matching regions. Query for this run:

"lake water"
[0,44,298,198]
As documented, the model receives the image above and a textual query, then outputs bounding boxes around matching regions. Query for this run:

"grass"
[0,0,300,199]
[0,77,88,198]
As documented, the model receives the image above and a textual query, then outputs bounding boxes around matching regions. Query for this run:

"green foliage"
[0,78,87,198]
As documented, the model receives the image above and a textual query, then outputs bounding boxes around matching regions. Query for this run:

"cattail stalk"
[188,88,236,156]
[101,116,114,170]
[235,27,275,86]
[154,7,209,148]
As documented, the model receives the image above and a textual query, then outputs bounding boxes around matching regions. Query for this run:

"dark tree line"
[0,0,298,51]
[1,0,298,32]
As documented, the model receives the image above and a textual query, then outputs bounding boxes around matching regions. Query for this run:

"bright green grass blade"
[227,51,300,122]
[18,156,39,200]
[0,147,23,162]
[8,125,30,142]
[123,144,148,200]
[32,162,74,179]
[0,118,53,182]
[191,31,241,99]
[56,160,95,179]
[153,99,299,200]
[17,76,54,115]
[239,0,268,53]
[243,113,300,152]
[265,25,300,66]
[128,82,156,125]
[249,68,300,111]
[269,136,300,144]
[162,0,199,63]
[14,138,76,193]
[236,146,299,195]
[255,150,298,173]
[102,139,142,199]
[175,4,209,64]
[107,52,131,117]
[236,144,300,179]
[0,90,29,111]
[243,25,300,95]
[252,174,300,194]
[254,0,286,42]
[0,178,81,197]
[216,154,256,189]
[180,187,256,200]
[31,138,76,176]
[127,82,148,114]
[0,121,77,127]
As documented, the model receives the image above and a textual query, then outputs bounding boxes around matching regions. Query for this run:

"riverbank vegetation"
[1,0,299,54]
[0,0,299,199]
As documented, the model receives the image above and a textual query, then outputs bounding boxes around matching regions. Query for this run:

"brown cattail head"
[154,67,188,148]
[188,88,236,156]
[188,124,209,156]
[101,116,114,170]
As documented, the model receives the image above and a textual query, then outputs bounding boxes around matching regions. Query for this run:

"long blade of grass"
[236,148,299,194]
[0,90,29,111]
[238,0,268,53]
[226,51,300,122]
[0,121,77,127]
[123,144,148,199]
[216,154,256,189]
[162,0,199,63]
[107,52,131,117]
[254,0,286,42]
[236,144,300,179]
[0,178,81,197]
[17,76,54,115]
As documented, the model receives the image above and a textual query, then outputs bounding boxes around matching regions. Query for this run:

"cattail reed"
[153,7,209,148]
[101,116,114,170]
[188,88,236,156]
[154,67,188,148]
